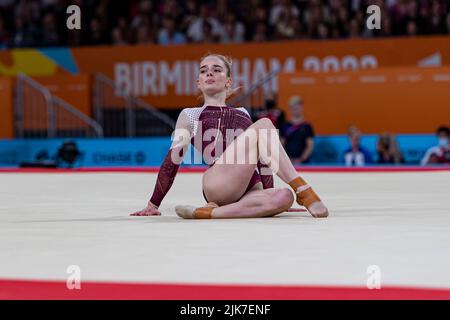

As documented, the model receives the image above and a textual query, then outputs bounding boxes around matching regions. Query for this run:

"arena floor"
[1,168,450,299]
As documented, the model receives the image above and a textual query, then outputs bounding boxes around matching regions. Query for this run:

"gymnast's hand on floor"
[130,202,161,216]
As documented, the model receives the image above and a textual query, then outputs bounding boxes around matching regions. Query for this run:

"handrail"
[16,73,104,138]
[94,73,176,131]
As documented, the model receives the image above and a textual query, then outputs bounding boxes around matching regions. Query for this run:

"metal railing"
[15,74,103,138]
[229,68,282,114]
[93,73,175,137]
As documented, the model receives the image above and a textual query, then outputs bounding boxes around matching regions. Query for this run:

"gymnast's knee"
[269,188,294,211]
[254,117,275,129]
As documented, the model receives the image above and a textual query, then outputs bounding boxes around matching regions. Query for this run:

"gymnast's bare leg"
[177,117,328,219]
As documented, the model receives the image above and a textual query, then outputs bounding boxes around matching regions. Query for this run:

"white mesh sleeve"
[237,107,252,120]
[170,109,193,149]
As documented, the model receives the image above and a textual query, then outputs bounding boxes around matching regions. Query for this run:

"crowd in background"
[0,0,450,48]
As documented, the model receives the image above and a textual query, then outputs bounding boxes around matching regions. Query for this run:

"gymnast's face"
[197,56,232,98]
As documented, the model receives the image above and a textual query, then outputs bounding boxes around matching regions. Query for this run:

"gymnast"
[131,53,329,219]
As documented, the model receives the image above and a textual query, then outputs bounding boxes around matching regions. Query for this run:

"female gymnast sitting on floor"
[131,53,329,219]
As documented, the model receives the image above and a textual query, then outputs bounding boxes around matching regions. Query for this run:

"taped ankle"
[193,202,218,219]
[288,177,321,208]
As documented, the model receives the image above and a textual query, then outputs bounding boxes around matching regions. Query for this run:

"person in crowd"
[343,126,372,166]
[157,15,187,45]
[280,96,315,165]
[421,125,450,165]
[376,133,404,164]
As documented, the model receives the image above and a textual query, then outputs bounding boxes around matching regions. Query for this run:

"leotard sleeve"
[149,109,192,207]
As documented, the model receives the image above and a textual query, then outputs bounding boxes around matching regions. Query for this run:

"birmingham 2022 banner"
[1,36,450,109]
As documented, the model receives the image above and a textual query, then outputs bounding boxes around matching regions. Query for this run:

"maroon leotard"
[150,105,274,207]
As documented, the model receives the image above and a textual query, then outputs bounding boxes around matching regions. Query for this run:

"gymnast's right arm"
[130,109,192,216]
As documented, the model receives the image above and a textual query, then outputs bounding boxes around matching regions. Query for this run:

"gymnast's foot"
[304,198,329,218]
[175,202,219,219]
[288,177,329,218]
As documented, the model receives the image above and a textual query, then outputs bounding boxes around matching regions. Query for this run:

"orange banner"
[1,37,449,109]
[32,74,91,116]
[0,77,13,138]
[69,37,450,108]
[278,67,450,135]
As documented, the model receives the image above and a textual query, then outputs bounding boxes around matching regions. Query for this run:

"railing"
[229,68,282,115]
[93,73,175,137]
[15,74,103,138]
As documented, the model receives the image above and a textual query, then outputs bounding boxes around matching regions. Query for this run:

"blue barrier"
[310,134,438,164]
[0,135,440,167]
[0,138,172,168]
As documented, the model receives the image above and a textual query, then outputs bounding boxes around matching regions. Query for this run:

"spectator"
[82,16,108,46]
[269,0,300,26]
[186,3,224,43]
[157,16,187,45]
[421,125,450,165]
[252,21,269,42]
[337,5,351,37]
[417,1,432,34]
[12,16,38,47]
[135,21,156,44]
[348,18,362,38]
[274,8,298,40]
[376,133,404,164]
[248,5,270,41]
[343,126,372,166]
[180,0,198,34]
[220,13,245,43]
[305,0,326,38]
[429,0,447,34]
[200,20,220,43]
[111,17,130,46]
[380,16,393,37]
[41,12,61,46]
[280,96,315,165]
[406,19,418,36]
[130,0,156,30]
[315,22,330,39]
[159,0,183,22]
[111,28,128,46]
[215,0,230,23]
